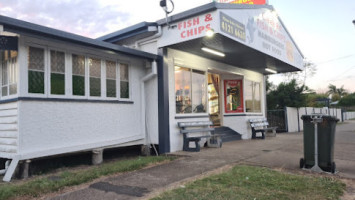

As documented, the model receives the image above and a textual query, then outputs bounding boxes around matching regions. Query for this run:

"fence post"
[284,107,289,132]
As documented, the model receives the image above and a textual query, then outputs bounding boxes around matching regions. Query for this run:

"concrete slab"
[49,120,355,200]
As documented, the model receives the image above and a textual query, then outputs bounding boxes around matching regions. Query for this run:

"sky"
[0,0,354,93]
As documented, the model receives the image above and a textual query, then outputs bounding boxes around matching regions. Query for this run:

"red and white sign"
[177,13,213,39]
[214,0,266,4]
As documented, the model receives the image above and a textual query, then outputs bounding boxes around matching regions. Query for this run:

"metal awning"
[169,33,299,75]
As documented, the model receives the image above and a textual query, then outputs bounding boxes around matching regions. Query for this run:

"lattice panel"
[50,50,65,73]
[72,54,85,75]
[28,47,44,71]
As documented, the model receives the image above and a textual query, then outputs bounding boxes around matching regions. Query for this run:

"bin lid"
[301,114,339,122]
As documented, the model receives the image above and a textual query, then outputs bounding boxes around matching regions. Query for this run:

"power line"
[315,54,355,65]
[329,65,355,81]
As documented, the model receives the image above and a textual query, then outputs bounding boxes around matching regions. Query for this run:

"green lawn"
[152,165,345,200]
[0,156,174,200]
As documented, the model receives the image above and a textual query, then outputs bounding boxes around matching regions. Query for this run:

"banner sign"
[224,80,243,113]
[213,0,267,4]
[220,12,246,42]
[0,36,18,51]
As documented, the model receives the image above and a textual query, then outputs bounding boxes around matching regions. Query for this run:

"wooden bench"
[178,121,217,152]
[249,118,277,139]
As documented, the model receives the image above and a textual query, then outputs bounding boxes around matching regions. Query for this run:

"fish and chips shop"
[0,2,303,181]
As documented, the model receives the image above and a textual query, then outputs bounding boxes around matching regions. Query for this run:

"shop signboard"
[217,10,303,70]
[213,0,267,4]
[224,80,243,113]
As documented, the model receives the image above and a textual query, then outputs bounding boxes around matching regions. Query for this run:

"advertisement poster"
[224,80,243,113]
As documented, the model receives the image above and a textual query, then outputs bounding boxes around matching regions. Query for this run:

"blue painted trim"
[0,97,134,104]
[157,48,170,154]
[224,114,263,117]
[175,115,209,119]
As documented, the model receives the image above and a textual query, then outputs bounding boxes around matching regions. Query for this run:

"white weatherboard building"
[0,2,303,181]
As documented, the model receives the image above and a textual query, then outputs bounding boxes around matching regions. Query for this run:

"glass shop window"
[50,50,65,95]
[175,66,206,114]
[245,80,261,113]
[1,50,17,97]
[28,46,45,94]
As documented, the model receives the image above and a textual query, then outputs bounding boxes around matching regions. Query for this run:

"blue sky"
[1,0,354,93]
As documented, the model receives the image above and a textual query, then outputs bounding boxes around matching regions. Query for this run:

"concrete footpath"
[49,120,355,200]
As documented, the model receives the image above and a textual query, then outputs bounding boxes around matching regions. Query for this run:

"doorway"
[208,73,221,126]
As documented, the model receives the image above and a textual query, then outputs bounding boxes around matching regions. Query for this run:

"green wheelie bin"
[300,115,339,173]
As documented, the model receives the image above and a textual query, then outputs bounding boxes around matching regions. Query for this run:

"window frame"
[244,79,262,114]
[87,56,102,99]
[105,59,118,99]
[174,63,208,116]
[118,62,131,101]
[26,44,47,97]
[48,48,67,98]
[0,50,18,100]
[71,51,87,99]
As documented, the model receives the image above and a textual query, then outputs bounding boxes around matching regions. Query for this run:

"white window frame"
[0,50,19,100]
[118,62,132,101]
[25,44,47,97]
[244,79,262,114]
[87,55,102,99]
[174,63,208,116]
[71,51,87,99]
[48,48,67,98]
[104,59,118,99]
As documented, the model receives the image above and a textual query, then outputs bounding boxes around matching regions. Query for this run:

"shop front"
[99,2,304,153]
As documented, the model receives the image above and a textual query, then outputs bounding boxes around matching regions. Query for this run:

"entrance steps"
[214,126,242,142]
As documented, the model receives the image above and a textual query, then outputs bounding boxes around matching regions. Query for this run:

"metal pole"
[311,115,324,173]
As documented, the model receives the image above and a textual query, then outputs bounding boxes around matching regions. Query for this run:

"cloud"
[0,0,132,38]
[0,0,208,38]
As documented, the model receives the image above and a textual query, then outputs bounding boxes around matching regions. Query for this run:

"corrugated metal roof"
[0,15,158,60]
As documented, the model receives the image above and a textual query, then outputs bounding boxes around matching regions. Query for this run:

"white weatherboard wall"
[167,48,265,152]
[0,102,18,158]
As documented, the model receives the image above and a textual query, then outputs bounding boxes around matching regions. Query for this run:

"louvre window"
[1,50,17,97]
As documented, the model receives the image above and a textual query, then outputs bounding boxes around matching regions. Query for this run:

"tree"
[267,79,310,109]
[327,84,348,98]
[338,93,355,107]
[283,60,317,85]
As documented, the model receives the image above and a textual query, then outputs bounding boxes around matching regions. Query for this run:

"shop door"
[208,73,221,126]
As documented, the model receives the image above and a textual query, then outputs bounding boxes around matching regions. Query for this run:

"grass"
[152,165,346,200]
[0,156,175,200]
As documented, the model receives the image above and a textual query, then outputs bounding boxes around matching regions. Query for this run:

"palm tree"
[327,84,348,98]
[327,84,337,96]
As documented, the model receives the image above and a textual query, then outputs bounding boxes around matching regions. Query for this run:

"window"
[245,80,261,113]
[72,54,85,96]
[50,50,65,95]
[120,63,129,99]
[1,50,17,97]
[28,46,45,94]
[175,66,206,114]
[106,60,116,98]
[89,58,101,97]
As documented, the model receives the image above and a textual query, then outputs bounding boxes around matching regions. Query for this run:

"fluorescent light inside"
[265,68,277,74]
[201,47,225,57]
[206,29,214,37]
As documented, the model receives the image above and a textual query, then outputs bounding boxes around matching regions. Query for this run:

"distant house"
[0,2,304,181]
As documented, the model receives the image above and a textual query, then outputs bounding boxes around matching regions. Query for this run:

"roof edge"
[0,15,158,60]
